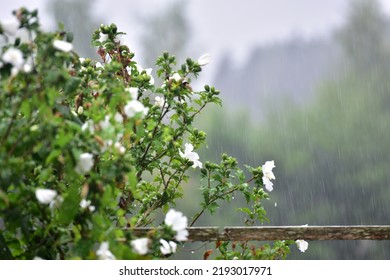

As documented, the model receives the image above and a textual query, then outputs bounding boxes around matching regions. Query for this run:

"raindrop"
[191,251,195,254]
[274,202,277,207]
[232,196,235,200]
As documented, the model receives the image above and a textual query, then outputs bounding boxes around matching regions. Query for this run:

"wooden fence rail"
[132,226,390,241]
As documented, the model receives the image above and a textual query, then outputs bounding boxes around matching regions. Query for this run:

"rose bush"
[0,8,300,260]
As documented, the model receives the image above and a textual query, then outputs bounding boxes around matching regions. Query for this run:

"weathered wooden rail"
[132,226,390,241]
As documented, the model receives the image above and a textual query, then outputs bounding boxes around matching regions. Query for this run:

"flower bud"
[110,23,117,34]
[77,106,84,115]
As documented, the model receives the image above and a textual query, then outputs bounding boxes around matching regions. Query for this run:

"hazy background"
[2,0,390,259]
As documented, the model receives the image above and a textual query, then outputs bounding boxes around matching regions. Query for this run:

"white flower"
[36,189,57,204]
[23,63,32,73]
[198,53,211,66]
[114,112,123,123]
[154,96,166,108]
[295,240,309,252]
[131,238,149,255]
[170,73,181,82]
[80,199,95,212]
[2,47,24,68]
[98,33,108,43]
[262,160,275,180]
[96,242,115,260]
[179,143,202,169]
[75,153,94,174]
[1,17,19,36]
[53,40,73,53]
[164,209,189,241]
[160,239,177,255]
[262,160,275,191]
[99,115,111,130]
[124,100,149,118]
[125,87,139,100]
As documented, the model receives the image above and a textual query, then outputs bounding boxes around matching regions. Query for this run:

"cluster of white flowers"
[262,160,276,192]
[130,209,188,256]
[80,199,95,212]
[1,47,32,76]
[35,188,63,208]
[179,143,202,169]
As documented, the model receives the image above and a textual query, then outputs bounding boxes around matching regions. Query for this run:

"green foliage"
[0,8,287,260]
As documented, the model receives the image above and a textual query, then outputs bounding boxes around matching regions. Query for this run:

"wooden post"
[131,226,390,241]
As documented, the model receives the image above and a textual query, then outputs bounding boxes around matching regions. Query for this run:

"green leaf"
[58,184,80,226]
[64,77,81,95]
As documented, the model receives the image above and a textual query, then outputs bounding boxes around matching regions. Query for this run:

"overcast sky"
[2,0,390,68]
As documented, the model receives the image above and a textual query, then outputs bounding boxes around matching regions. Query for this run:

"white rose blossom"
[35,189,57,204]
[262,160,275,191]
[160,239,177,255]
[164,209,188,241]
[197,53,211,66]
[131,238,149,255]
[179,143,202,169]
[124,100,149,118]
[1,17,20,36]
[96,242,116,260]
[53,40,73,53]
[295,240,309,252]
[2,47,24,68]
[74,153,94,174]
[35,188,62,209]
